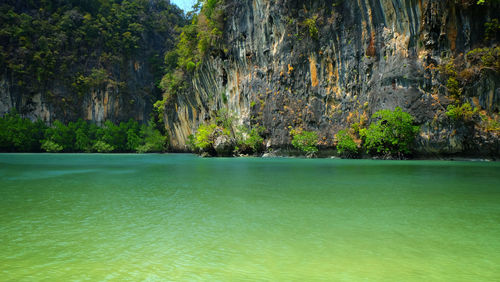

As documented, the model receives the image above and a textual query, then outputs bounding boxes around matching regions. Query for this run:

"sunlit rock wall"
[165,0,499,156]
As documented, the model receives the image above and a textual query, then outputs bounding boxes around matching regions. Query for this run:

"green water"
[0,154,499,281]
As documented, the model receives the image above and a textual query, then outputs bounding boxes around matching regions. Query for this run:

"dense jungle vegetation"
[0,0,186,110]
[0,111,166,153]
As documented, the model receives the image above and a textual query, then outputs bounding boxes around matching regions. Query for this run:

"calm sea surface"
[1,154,499,281]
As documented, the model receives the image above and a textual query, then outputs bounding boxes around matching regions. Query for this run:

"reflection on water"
[1,154,499,280]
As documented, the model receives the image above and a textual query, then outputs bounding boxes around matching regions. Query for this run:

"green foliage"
[446,103,478,122]
[126,128,142,152]
[484,19,500,42]
[336,130,358,156]
[164,51,180,73]
[186,134,196,150]
[176,23,200,70]
[303,15,319,40]
[466,47,500,71]
[173,0,224,70]
[194,123,218,150]
[157,0,224,106]
[191,107,265,156]
[446,77,462,99]
[221,92,228,104]
[41,140,63,153]
[44,120,74,151]
[480,114,500,131]
[153,99,166,121]
[243,126,265,153]
[0,0,185,97]
[236,125,266,153]
[203,0,220,18]
[136,142,161,153]
[360,107,420,156]
[0,114,167,153]
[477,0,500,5]
[186,61,196,72]
[438,60,463,99]
[137,122,167,153]
[0,112,46,152]
[440,60,458,77]
[215,108,234,129]
[290,129,319,154]
[159,70,187,100]
[75,127,92,152]
[442,46,499,106]
[99,121,122,151]
[92,141,115,153]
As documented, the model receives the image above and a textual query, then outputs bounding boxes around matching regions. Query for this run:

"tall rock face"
[165,0,499,156]
[0,1,185,125]
[1,55,162,124]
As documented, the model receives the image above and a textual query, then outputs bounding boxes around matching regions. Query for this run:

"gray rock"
[163,0,499,157]
[214,135,235,157]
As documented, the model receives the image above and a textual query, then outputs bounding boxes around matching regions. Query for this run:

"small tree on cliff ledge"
[360,107,420,158]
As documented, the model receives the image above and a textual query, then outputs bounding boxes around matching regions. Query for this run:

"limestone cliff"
[164,0,500,156]
[0,1,184,125]
[1,57,161,124]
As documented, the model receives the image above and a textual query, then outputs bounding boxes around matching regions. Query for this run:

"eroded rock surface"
[164,0,499,157]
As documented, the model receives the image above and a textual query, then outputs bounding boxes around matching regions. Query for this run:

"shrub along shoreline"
[2,107,494,160]
[0,112,166,153]
[187,107,421,160]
